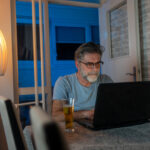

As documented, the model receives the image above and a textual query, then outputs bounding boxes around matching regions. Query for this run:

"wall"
[0,0,14,148]
[0,0,15,101]
[16,2,99,88]
[49,4,99,86]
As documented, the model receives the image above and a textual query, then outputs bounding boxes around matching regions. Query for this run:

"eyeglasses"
[79,60,104,69]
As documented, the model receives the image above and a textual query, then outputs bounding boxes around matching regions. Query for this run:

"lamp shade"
[0,30,7,76]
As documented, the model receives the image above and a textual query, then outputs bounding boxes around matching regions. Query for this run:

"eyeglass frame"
[79,60,104,69]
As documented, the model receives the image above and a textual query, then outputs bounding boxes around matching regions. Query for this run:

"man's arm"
[52,100,64,122]
[74,109,94,120]
[52,100,94,121]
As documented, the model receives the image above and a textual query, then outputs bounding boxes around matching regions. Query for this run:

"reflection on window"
[56,26,85,60]
[17,23,40,60]
[56,43,82,60]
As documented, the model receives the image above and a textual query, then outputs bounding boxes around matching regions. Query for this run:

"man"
[52,42,113,121]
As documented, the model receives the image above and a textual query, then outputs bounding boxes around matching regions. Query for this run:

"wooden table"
[24,122,150,150]
[61,122,150,150]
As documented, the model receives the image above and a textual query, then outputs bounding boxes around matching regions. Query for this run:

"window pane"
[17,23,40,60]
[109,2,129,58]
[16,1,43,89]
[16,1,34,89]
[56,43,83,60]
[56,26,85,60]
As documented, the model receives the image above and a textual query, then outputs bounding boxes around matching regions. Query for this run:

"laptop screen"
[94,81,150,129]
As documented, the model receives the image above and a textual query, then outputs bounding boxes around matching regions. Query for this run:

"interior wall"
[0,115,8,150]
[0,0,14,101]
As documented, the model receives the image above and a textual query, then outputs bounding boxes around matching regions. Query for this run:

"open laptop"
[76,81,150,130]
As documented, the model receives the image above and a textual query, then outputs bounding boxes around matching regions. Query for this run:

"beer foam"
[63,104,72,107]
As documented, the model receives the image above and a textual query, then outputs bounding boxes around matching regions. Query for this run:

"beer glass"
[63,98,74,132]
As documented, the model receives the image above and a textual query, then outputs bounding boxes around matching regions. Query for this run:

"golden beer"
[63,104,74,129]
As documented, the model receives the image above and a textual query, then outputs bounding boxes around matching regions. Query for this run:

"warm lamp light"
[0,30,7,76]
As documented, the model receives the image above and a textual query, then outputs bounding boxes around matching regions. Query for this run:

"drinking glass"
[63,98,75,132]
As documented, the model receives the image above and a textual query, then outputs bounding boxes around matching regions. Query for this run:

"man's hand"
[52,100,95,121]
[74,109,94,120]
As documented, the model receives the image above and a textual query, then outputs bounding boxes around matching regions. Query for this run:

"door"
[99,0,141,82]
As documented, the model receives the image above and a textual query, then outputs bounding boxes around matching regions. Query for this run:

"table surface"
[24,122,150,150]
[61,122,150,150]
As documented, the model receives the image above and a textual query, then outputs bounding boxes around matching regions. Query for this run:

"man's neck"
[76,72,91,87]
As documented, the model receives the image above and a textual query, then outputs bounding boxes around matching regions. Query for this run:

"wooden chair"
[0,96,28,150]
[30,106,69,150]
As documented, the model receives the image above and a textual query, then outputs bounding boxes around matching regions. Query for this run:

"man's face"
[77,53,101,83]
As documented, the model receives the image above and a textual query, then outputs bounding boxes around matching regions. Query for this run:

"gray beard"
[80,69,99,83]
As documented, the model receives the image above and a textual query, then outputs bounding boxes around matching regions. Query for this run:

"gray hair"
[74,42,104,61]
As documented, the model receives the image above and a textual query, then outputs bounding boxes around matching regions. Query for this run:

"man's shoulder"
[57,73,76,81]
[56,73,76,85]
[53,73,76,99]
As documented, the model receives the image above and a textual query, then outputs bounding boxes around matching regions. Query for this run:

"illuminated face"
[78,53,102,83]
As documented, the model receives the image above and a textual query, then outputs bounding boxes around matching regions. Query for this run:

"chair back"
[0,96,28,150]
[30,106,69,150]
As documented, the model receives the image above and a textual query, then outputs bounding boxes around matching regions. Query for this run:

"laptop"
[76,81,150,130]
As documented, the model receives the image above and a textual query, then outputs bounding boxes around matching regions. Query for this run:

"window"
[17,23,40,60]
[109,1,129,58]
[56,26,85,60]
